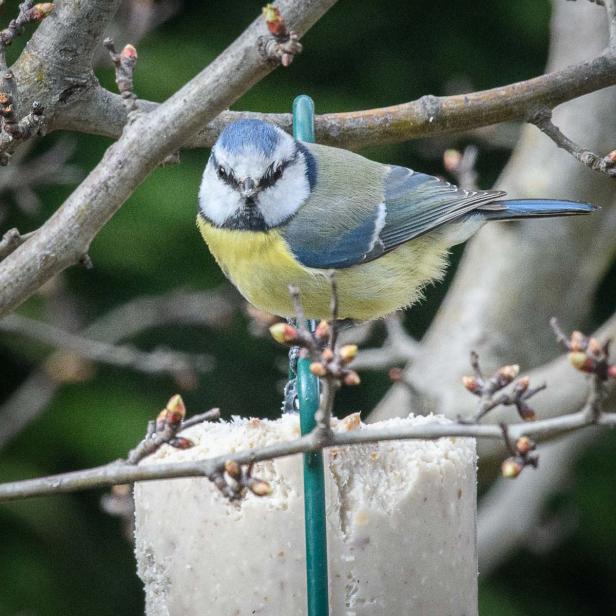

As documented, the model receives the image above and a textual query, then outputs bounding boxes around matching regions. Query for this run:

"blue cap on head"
[217,119,281,157]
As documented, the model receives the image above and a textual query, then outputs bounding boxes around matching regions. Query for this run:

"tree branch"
[349,316,419,371]
[0,288,237,449]
[54,50,616,151]
[529,106,616,177]
[0,313,214,377]
[0,0,338,319]
[0,409,613,503]
[604,0,616,43]
[478,427,598,574]
[370,0,616,432]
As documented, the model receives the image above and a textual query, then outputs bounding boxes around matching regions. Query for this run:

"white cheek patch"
[198,161,243,226]
[258,159,310,227]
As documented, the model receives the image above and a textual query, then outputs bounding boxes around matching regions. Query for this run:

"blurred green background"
[1,0,615,614]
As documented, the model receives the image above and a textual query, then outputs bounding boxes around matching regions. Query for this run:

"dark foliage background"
[1,1,615,614]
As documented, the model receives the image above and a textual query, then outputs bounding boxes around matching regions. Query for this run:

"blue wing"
[282,165,503,270]
[377,166,504,253]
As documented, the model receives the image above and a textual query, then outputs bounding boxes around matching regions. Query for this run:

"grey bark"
[0,0,338,318]
[371,0,616,428]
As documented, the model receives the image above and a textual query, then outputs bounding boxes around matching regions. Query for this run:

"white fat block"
[134,414,477,615]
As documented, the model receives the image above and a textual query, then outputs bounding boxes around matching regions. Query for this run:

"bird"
[197,119,596,321]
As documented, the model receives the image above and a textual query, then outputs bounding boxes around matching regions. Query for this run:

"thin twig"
[0,313,214,378]
[443,145,479,190]
[127,397,220,464]
[0,228,34,259]
[0,1,54,71]
[61,48,616,152]
[258,4,302,67]
[604,0,616,44]
[0,0,338,319]
[348,316,418,371]
[0,409,614,503]
[328,272,338,349]
[103,38,139,115]
[529,106,616,177]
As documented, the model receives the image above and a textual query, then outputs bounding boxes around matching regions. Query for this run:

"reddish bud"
[28,3,54,21]
[443,149,462,173]
[0,93,10,105]
[165,394,186,425]
[462,375,481,393]
[343,371,361,386]
[262,4,285,36]
[121,44,138,60]
[568,352,595,373]
[169,437,193,450]
[321,348,335,362]
[497,364,520,384]
[519,406,537,422]
[570,331,587,352]
[608,365,616,379]
[515,436,535,455]
[314,320,330,340]
[269,322,298,344]
[339,344,358,363]
[606,149,616,163]
[514,376,530,393]
[224,460,241,479]
[310,362,327,377]
[587,337,603,357]
[389,367,403,382]
[250,479,272,497]
[501,457,523,479]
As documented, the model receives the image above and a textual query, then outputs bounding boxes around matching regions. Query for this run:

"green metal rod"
[292,94,329,616]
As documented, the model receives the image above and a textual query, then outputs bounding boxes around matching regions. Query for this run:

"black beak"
[240,177,257,199]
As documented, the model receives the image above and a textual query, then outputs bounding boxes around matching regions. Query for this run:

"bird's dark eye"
[261,165,283,188]
[217,165,227,179]
[271,166,283,182]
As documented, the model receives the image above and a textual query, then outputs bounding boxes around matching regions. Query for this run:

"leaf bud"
[443,149,462,173]
[165,394,186,425]
[224,460,241,479]
[269,322,298,344]
[321,348,335,362]
[462,375,481,393]
[314,320,330,340]
[570,331,587,352]
[343,371,361,386]
[339,344,358,363]
[518,405,536,422]
[568,352,595,373]
[169,437,193,450]
[497,364,520,384]
[501,457,523,479]
[262,4,285,36]
[587,337,603,357]
[515,436,535,455]
[29,3,54,21]
[249,479,272,497]
[121,44,138,60]
[310,362,327,377]
[514,376,530,393]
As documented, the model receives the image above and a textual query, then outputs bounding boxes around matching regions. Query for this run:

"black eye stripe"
[260,155,297,189]
[211,153,240,189]
[210,150,299,192]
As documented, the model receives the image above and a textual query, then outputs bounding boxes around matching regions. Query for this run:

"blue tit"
[197,119,596,321]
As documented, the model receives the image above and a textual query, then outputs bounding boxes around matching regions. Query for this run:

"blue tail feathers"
[481,199,598,221]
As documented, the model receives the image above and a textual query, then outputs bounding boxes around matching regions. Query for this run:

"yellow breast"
[197,215,449,320]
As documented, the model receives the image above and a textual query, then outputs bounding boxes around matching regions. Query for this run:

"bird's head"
[199,119,316,231]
